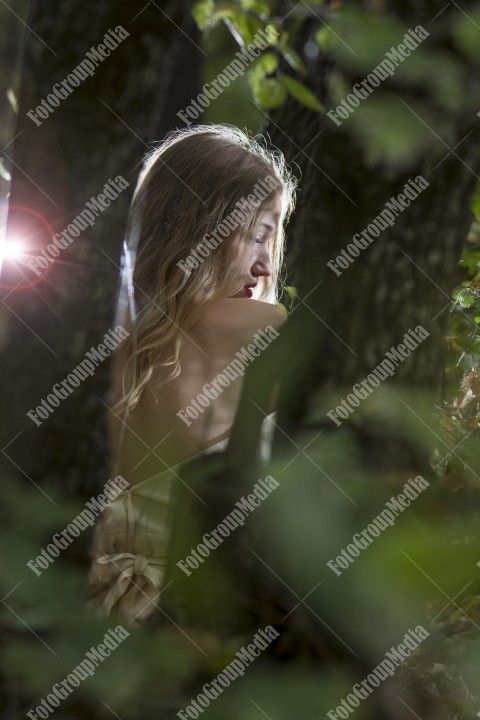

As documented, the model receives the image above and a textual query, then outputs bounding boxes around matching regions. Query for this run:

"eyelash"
[255,231,273,244]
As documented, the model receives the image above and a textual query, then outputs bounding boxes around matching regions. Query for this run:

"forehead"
[260,191,282,220]
[268,192,282,215]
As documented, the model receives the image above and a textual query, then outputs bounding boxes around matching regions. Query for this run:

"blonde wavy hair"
[112,123,297,416]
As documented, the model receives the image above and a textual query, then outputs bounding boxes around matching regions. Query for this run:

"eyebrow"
[259,221,276,232]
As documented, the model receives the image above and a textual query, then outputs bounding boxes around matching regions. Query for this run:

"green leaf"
[315,26,338,51]
[222,11,257,45]
[280,74,324,112]
[193,0,261,43]
[192,0,217,30]
[250,51,278,78]
[252,77,288,108]
[278,32,305,73]
[249,53,288,108]
[261,21,280,46]
[239,0,270,13]
[454,288,475,309]
[285,285,298,300]
[471,181,480,222]
[459,247,480,280]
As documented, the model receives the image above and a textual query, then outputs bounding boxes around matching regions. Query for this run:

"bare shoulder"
[201,298,287,331]
[193,298,286,356]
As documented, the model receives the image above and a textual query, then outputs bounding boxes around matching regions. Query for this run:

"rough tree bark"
[0,0,200,498]
[261,2,479,455]
[0,3,199,717]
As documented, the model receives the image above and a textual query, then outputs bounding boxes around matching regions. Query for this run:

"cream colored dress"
[88,413,276,622]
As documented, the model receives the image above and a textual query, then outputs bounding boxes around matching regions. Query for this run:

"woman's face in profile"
[229,192,283,301]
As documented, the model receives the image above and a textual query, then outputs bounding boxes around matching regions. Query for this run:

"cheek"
[245,249,259,270]
[230,241,253,270]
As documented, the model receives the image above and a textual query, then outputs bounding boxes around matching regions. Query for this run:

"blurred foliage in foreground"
[441,189,480,496]
[1,376,480,719]
[2,1,480,719]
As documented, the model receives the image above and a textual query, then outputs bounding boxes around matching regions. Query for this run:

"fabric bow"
[95,551,166,621]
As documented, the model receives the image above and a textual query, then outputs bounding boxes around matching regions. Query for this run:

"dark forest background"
[1,1,480,719]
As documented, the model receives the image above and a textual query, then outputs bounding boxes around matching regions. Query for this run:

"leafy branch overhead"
[192,0,325,112]
[193,1,480,168]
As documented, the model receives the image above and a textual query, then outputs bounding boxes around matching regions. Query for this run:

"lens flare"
[0,236,26,264]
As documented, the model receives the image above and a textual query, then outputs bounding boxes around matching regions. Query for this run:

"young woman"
[88,124,296,621]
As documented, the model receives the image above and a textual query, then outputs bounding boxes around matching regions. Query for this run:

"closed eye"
[255,222,276,244]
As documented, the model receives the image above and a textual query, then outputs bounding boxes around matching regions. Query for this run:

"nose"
[251,249,272,278]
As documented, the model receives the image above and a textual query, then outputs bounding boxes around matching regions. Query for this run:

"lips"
[243,282,256,299]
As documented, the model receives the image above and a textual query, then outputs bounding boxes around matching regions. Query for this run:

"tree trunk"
[1,0,200,498]
[0,3,199,716]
